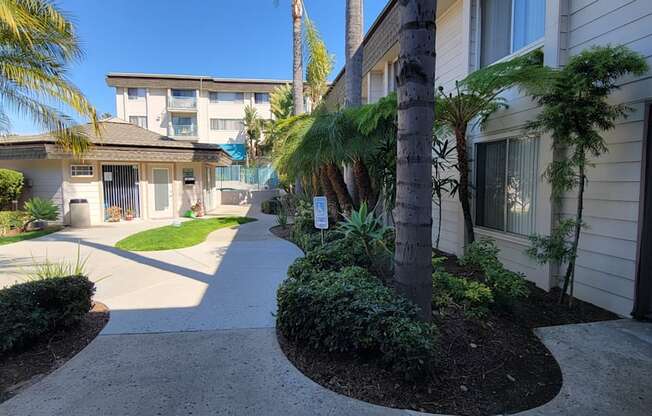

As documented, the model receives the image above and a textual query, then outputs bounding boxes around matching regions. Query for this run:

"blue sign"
[313,196,329,229]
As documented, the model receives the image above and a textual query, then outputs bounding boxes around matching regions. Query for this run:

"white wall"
[1,160,65,223]
[61,160,103,225]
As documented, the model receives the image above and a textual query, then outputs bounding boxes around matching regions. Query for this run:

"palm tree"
[243,105,262,167]
[304,17,333,107]
[291,0,304,115]
[393,0,436,322]
[270,84,294,120]
[344,0,364,203]
[435,51,548,245]
[0,0,99,157]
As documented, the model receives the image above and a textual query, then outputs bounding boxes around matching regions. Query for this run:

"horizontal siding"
[563,0,652,315]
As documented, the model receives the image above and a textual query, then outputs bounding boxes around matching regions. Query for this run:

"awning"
[219,143,246,161]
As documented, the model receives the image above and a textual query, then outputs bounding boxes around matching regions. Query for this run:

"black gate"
[102,164,141,220]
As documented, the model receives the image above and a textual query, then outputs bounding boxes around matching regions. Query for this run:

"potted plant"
[107,206,122,222]
[125,208,134,221]
[191,201,204,218]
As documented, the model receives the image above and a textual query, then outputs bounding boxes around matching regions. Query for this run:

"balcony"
[169,124,197,137]
[168,95,197,110]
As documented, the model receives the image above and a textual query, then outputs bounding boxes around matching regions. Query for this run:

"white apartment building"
[325,0,652,318]
[107,73,292,161]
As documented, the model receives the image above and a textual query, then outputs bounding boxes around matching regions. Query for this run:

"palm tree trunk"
[292,0,304,116]
[344,0,364,203]
[352,157,374,207]
[394,0,436,322]
[320,165,340,220]
[326,162,353,214]
[454,127,475,245]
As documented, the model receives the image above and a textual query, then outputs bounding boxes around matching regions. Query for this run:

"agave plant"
[339,202,391,256]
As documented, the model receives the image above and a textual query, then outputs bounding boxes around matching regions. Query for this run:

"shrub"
[0,169,24,209]
[0,211,27,236]
[23,197,59,230]
[290,198,315,242]
[261,198,282,215]
[293,228,343,253]
[277,266,437,379]
[432,269,493,319]
[290,235,372,277]
[460,239,528,306]
[0,275,95,352]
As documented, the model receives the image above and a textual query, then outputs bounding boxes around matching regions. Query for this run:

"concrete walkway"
[1,206,651,416]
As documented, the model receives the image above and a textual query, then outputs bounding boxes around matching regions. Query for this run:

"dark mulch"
[0,302,109,403]
[270,224,292,241]
[278,249,619,416]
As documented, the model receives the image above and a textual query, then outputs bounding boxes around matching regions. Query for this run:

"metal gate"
[102,164,141,220]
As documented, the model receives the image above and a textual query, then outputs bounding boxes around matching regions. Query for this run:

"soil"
[0,302,109,403]
[277,248,619,416]
[270,224,292,241]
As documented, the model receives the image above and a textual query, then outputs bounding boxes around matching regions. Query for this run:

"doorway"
[149,165,174,219]
[102,164,141,221]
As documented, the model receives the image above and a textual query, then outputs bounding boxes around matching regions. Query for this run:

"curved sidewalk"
[1,205,650,416]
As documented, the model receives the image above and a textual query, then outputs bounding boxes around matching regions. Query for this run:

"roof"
[106,73,298,93]
[0,120,232,164]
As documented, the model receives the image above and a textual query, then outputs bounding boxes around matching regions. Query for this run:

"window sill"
[485,38,545,68]
[474,226,531,247]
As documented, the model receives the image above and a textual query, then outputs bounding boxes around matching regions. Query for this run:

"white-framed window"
[129,116,147,129]
[210,118,245,131]
[209,92,245,103]
[171,89,195,98]
[70,164,94,177]
[475,136,538,236]
[254,93,269,104]
[127,88,145,100]
[480,0,546,67]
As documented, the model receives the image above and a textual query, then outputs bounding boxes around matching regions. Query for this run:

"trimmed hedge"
[261,198,282,215]
[0,275,95,353]
[278,265,438,379]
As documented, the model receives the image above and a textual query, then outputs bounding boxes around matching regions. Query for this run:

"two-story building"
[325,0,652,318]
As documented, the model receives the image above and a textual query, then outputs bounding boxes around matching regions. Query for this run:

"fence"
[216,165,280,190]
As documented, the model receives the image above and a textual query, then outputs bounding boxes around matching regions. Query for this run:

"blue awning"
[218,143,246,161]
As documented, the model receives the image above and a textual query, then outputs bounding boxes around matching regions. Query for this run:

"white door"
[149,166,173,218]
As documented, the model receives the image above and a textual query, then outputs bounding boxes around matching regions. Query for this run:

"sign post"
[313,196,329,245]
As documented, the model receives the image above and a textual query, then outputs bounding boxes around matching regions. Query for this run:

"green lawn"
[115,217,256,251]
[0,227,61,246]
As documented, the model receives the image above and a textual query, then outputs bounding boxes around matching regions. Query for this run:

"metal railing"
[216,165,280,189]
[170,124,197,137]
[168,96,197,109]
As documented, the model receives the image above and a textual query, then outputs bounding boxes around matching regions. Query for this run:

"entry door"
[149,166,173,218]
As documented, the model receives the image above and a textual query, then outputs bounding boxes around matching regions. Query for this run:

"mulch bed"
[0,302,109,403]
[270,224,292,241]
[277,246,619,416]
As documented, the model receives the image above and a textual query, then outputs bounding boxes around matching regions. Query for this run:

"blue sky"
[10,0,387,134]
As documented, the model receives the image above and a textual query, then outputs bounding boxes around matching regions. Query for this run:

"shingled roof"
[0,119,232,164]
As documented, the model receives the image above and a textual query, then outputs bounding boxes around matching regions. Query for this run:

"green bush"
[0,169,24,209]
[289,235,372,277]
[277,266,437,379]
[261,198,282,215]
[460,239,529,306]
[0,275,95,352]
[293,228,343,253]
[0,211,27,236]
[432,269,493,319]
[23,197,59,230]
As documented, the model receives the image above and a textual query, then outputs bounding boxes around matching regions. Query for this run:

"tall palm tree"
[304,17,333,107]
[243,105,262,167]
[0,0,99,157]
[291,0,304,115]
[343,0,363,203]
[393,0,436,322]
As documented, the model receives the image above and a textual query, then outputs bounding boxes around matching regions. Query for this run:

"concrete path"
[1,205,651,416]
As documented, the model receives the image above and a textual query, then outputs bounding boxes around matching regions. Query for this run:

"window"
[480,0,545,67]
[210,118,245,131]
[254,93,269,104]
[171,115,197,136]
[209,92,244,103]
[129,116,147,129]
[70,165,93,177]
[127,88,145,100]
[171,89,195,98]
[475,137,538,235]
[182,168,195,185]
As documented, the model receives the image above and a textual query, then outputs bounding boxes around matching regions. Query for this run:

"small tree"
[526,45,648,306]
[432,138,458,249]
[435,51,549,245]
[0,169,24,209]
[243,105,262,167]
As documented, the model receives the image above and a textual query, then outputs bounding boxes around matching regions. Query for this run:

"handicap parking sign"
[313,196,328,229]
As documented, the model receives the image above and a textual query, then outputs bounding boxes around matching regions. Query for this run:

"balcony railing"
[170,124,197,137]
[168,96,197,109]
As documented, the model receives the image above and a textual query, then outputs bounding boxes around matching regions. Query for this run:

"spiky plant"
[0,0,99,157]
[243,105,262,166]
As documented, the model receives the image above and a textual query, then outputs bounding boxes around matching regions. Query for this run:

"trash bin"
[69,198,91,228]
